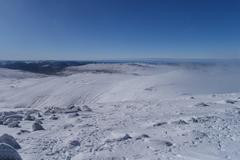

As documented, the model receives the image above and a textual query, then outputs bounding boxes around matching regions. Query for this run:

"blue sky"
[0,0,240,60]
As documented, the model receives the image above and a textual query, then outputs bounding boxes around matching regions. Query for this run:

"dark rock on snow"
[0,134,21,149]
[35,119,43,124]
[117,134,132,141]
[69,140,80,147]
[8,121,20,128]
[195,102,209,107]
[0,143,22,160]
[81,105,92,112]
[153,122,167,127]
[225,99,238,104]
[24,114,36,121]
[172,119,188,125]
[32,122,45,131]
[136,134,150,140]
[49,114,59,120]
[17,130,31,135]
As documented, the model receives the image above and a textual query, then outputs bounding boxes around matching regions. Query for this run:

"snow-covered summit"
[0,63,240,160]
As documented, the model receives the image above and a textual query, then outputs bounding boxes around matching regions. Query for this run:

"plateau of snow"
[0,63,240,160]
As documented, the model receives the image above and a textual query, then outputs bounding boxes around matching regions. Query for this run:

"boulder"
[24,114,36,121]
[8,121,20,128]
[0,111,17,117]
[117,134,132,141]
[172,119,188,125]
[0,143,22,160]
[37,112,42,117]
[160,140,173,147]
[225,99,238,104]
[32,122,45,131]
[3,115,23,125]
[69,140,80,147]
[0,134,21,149]
[64,108,79,114]
[35,119,43,124]
[153,122,167,127]
[136,134,150,140]
[195,102,209,107]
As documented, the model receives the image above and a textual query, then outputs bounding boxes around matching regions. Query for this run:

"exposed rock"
[161,140,173,147]
[32,122,45,131]
[81,105,92,112]
[145,87,154,91]
[44,107,65,115]
[25,109,39,115]
[0,143,22,160]
[195,102,209,107]
[37,112,42,117]
[191,116,219,124]
[4,115,22,120]
[49,114,59,120]
[153,122,167,127]
[69,140,80,147]
[172,119,188,125]
[225,99,238,104]
[35,119,43,124]
[0,134,21,149]
[0,111,18,117]
[67,105,76,109]
[3,115,23,125]
[136,134,150,140]
[8,121,20,128]
[117,134,132,141]
[24,113,36,121]
[62,105,81,114]
[191,117,208,123]
[212,94,216,97]
[64,109,79,114]
[105,134,132,143]
[17,130,30,135]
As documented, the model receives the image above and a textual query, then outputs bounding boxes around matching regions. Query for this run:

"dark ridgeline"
[0,61,94,75]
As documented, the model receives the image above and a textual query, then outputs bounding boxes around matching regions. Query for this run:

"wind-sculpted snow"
[0,63,240,159]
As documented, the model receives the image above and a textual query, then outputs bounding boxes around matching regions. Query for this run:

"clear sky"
[0,0,240,60]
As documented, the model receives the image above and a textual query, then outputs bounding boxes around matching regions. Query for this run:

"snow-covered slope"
[0,63,240,160]
[0,68,43,79]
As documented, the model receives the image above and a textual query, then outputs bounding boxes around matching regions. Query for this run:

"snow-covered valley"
[1,63,240,160]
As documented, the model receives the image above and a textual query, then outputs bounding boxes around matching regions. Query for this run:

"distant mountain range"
[0,59,239,75]
[0,61,94,75]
